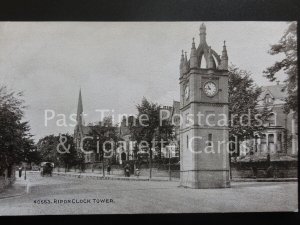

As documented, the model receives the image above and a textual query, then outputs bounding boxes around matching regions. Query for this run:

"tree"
[37,135,60,164]
[37,133,82,170]
[85,116,118,163]
[21,136,41,166]
[129,98,173,169]
[263,22,297,113]
[58,134,80,171]
[228,66,271,156]
[0,86,36,174]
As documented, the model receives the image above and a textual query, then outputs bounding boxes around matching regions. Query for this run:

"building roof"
[258,84,287,106]
[260,84,287,99]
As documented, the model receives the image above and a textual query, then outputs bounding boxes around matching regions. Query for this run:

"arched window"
[265,94,273,104]
[121,152,126,161]
[268,112,276,126]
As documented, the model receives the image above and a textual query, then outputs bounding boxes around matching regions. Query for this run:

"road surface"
[0,172,297,215]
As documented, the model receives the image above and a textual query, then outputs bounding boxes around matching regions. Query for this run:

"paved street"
[0,172,297,215]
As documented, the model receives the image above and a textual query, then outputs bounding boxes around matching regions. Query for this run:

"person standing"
[18,166,23,178]
[135,167,140,178]
[107,164,111,175]
[124,164,130,177]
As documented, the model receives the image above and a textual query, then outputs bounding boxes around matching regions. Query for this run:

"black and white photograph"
[0,19,298,215]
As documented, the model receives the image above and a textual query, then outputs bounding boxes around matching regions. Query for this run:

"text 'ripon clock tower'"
[179,23,230,188]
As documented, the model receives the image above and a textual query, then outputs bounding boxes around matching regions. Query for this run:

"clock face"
[204,81,217,97]
[184,86,190,100]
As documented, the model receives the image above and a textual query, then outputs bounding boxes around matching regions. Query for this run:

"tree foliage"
[263,22,297,113]
[129,97,173,159]
[229,66,271,145]
[0,86,37,173]
[85,116,119,162]
[37,135,59,164]
[37,133,82,168]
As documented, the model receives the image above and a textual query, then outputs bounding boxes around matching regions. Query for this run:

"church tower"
[74,89,85,154]
[179,23,230,188]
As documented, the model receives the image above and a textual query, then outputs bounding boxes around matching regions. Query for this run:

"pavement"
[52,171,179,182]
[232,177,298,182]
[51,170,297,183]
[0,172,297,215]
[0,176,28,199]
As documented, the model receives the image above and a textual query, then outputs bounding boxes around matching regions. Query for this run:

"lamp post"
[102,156,105,177]
[24,157,27,180]
[168,146,171,181]
[57,157,60,172]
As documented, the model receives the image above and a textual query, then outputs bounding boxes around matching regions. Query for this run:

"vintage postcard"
[0,21,298,215]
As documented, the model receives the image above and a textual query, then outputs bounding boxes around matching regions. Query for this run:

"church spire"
[199,23,207,44]
[76,88,84,126]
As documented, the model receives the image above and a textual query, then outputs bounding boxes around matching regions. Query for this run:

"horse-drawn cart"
[40,162,54,177]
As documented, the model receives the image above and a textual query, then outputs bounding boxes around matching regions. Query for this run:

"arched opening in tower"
[200,54,206,68]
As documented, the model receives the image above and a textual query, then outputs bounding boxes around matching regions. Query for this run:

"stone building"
[240,82,298,158]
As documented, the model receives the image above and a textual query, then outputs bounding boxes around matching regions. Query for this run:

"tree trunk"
[102,159,105,177]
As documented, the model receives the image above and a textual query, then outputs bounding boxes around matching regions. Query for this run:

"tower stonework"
[179,23,230,188]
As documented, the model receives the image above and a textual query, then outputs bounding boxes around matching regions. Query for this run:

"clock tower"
[179,23,230,188]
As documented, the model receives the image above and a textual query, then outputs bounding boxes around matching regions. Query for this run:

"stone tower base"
[179,170,231,189]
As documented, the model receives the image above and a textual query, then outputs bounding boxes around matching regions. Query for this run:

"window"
[268,112,276,126]
[186,135,189,149]
[261,134,267,144]
[277,133,282,142]
[185,113,190,126]
[277,133,282,152]
[208,133,212,146]
[254,135,259,152]
[268,134,274,144]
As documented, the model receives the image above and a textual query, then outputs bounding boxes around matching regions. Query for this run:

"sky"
[0,22,290,141]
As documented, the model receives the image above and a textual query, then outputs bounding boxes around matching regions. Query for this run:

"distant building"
[116,116,136,164]
[74,90,135,165]
[169,101,180,143]
[159,101,180,158]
